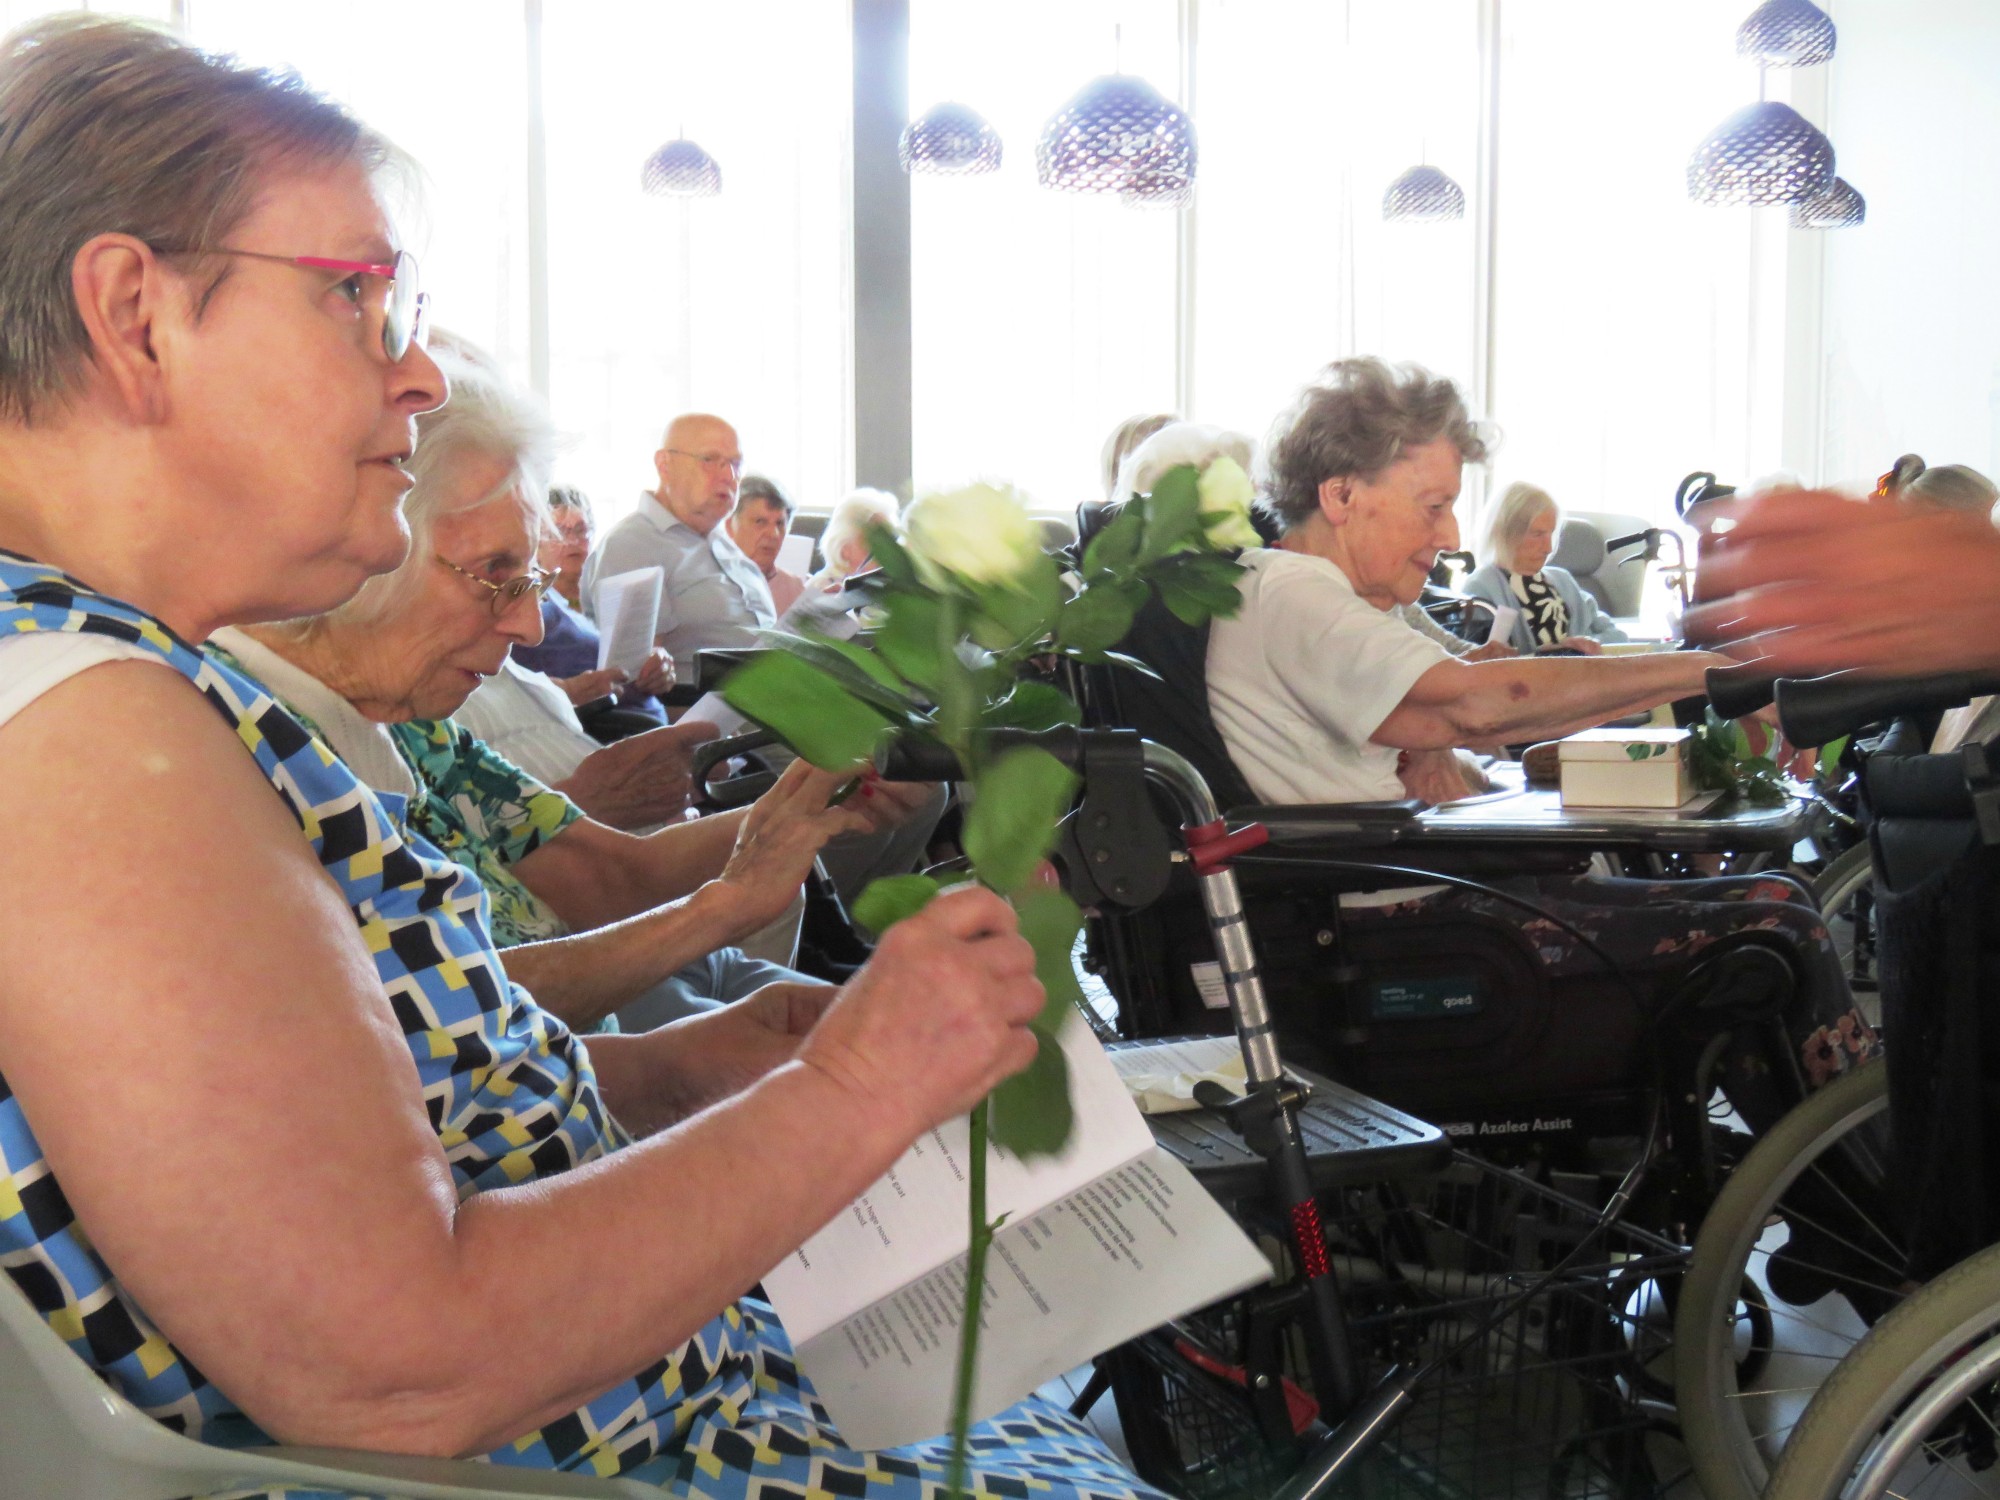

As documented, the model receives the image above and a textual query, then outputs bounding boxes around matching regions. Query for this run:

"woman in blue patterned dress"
[0,17,1154,1500]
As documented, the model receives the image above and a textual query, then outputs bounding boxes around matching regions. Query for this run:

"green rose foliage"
[721,650,902,770]
[962,745,1080,896]
[850,873,943,938]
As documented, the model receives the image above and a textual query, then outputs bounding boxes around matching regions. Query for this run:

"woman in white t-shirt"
[1199,357,1879,1132]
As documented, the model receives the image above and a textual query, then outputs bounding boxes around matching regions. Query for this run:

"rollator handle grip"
[1704,662,1779,719]
[872,727,1088,781]
[1776,670,2000,748]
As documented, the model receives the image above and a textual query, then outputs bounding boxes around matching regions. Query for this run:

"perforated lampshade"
[1036,73,1197,199]
[899,102,1002,175]
[1121,166,1194,209]
[1792,175,1865,228]
[640,138,722,198]
[1383,165,1466,222]
[1736,0,1837,67]
[1687,101,1834,205]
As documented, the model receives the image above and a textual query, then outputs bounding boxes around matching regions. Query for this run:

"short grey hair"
[1482,481,1558,564]
[736,474,794,519]
[1260,357,1491,531]
[1101,412,1177,500]
[548,484,594,524]
[297,337,559,630]
[1906,463,1999,519]
[819,487,901,578]
[0,15,393,424]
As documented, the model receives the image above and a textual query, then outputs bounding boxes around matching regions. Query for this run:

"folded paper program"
[1109,1034,1249,1115]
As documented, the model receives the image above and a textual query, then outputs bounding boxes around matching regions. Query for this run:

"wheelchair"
[1055,570,1833,1257]
[1670,668,2000,1500]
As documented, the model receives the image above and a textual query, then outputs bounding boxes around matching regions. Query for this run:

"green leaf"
[720,651,899,771]
[1731,719,1755,759]
[851,873,943,937]
[962,744,1080,894]
[875,591,950,692]
[1137,465,1203,565]
[1157,569,1246,628]
[988,1028,1074,1159]
[1081,503,1145,578]
[758,629,927,721]
[1056,578,1145,654]
[1819,735,1850,780]
[983,680,1082,733]
[968,550,1065,654]
[1013,884,1087,1033]
[864,521,918,588]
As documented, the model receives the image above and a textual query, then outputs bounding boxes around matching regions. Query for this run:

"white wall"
[1813,0,2000,490]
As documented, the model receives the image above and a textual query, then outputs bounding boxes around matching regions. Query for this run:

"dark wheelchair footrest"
[1141,1062,1449,1201]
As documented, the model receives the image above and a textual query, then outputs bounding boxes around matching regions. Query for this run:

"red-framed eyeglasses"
[199,247,429,362]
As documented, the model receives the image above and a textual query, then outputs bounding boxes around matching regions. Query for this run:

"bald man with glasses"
[584,412,776,681]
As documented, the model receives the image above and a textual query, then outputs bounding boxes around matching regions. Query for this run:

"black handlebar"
[873,727,1090,782]
[1775,671,2000,748]
[1704,663,1779,720]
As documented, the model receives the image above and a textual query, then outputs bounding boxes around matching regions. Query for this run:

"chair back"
[1557,510,1655,617]
[0,1275,650,1499]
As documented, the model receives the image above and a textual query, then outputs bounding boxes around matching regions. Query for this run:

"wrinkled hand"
[798,885,1044,1138]
[715,761,876,931]
[558,719,720,830]
[658,980,839,1098]
[623,648,676,700]
[1687,488,2000,676]
[1397,747,1481,806]
[554,667,626,706]
[1463,640,1517,662]
[849,772,942,836]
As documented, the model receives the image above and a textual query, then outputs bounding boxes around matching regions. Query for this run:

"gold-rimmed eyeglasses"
[666,448,745,477]
[437,556,555,615]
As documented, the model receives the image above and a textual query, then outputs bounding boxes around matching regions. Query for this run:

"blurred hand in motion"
[846,770,945,836]
[797,884,1044,1138]
[623,647,676,701]
[1686,488,2000,676]
[554,666,626,706]
[558,719,720,830]
[716,760,876,929]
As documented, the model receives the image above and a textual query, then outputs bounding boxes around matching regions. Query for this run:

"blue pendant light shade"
[1036,74,1197,200]
[641,138,722,198]
[899,102,1002,175]
[1792,175,1865,227]
[1736,0,1837,66]
[1687,101,1834,204]
[1382,165,1466,222]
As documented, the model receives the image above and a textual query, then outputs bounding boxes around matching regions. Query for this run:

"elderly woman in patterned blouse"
[213,338,933,1035]
[0,21,1138,1499]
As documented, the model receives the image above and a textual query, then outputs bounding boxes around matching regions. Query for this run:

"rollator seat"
[1129,1055,1450,1201]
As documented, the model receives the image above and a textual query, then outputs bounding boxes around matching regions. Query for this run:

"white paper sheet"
[1108,1035,1248,1115]
[593,566,665,677]
[1486,603,1520,646]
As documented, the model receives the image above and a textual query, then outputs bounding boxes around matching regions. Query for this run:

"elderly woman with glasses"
[1463,481,1630,655]
[210,339,904,1033]
[0,20,1142,1499]
[1202,356,1876,1128]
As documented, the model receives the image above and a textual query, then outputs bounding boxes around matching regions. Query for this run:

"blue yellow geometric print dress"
[0,555,1156,1500]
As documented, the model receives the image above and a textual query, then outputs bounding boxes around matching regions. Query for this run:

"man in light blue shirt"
[583,412,777,684]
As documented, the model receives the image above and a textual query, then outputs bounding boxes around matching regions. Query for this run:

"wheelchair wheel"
[1676,1063,1900,1500]
[1812,842,1878,996]
[1765,1240,2000,1500]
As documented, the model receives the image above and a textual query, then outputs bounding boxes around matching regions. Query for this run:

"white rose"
[903,482,1044,590]
[1196,456,1262,550]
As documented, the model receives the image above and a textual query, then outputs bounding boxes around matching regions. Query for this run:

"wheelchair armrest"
[1233,800,1426,847]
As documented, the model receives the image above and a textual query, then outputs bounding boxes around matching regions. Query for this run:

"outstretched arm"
[1374,649,1721,750]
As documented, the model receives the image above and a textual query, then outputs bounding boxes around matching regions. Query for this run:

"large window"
[909,0,1183,511]
[1487,0,1795,533]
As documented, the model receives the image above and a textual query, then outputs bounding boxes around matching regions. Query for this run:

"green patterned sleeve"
[413,719,584,867]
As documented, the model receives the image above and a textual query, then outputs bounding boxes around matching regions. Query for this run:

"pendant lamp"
[1687,100,1834,205]
[1383,164,1466,222]
[641,138,722,198]
[1736,0,1837,67]
[1036,73,1197,201]
[1792,175,1865,227]
[899,102,1003,175]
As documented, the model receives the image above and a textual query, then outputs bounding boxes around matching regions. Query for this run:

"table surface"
[1406,761,1807,851]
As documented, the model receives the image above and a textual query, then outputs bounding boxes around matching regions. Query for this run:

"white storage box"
[1558,727,1696,809]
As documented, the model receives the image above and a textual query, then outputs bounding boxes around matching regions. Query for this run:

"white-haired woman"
[209,339,901,1033]
[1463,481,1628,655]
[0,22,1139,1498]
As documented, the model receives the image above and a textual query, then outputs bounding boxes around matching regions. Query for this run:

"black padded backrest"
[1086,587,1258,810]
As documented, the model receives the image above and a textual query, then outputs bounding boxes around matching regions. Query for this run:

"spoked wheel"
[1813,842,1879,999]
[1766,1240,2000,1500]
[1676,1063,1903,1500]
